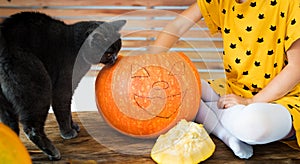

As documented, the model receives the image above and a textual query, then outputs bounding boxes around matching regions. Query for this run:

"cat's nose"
[114,54,118,61]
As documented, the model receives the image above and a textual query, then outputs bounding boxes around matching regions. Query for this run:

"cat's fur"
[0,12,125,160]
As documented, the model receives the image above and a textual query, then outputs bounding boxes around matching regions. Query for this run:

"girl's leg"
[195,101,253,159]
[200,79,220,102]
[196,79,253,159]
[211,102,293,145]
[197,79,293,158]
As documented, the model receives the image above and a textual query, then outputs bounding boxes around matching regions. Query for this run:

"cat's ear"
[109,20,126,31]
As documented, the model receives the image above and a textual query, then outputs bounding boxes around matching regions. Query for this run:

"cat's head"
[78,20,126,65]
[99,37,122,65]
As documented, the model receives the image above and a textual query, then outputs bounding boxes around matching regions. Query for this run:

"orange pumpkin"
[95,52,201,138]
[0,123,32,164]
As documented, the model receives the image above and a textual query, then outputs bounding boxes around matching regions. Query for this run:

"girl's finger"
[218,99,228,109]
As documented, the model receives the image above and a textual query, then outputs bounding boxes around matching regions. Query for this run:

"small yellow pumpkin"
[0,123,32,164]
[95,52,201,138]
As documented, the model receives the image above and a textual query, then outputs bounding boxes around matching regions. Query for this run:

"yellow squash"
[151,120,215,164]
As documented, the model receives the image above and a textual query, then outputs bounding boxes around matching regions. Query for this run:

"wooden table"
[20,112,300,164]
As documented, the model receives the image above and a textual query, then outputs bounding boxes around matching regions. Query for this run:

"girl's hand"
[217,94,253,109]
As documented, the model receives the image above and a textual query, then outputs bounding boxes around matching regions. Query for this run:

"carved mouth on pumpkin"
[133,90,187,119]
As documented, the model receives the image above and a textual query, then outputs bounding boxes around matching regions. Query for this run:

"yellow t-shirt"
[197,0,300,147]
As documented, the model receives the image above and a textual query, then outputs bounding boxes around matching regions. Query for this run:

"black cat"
[0,12,125,160]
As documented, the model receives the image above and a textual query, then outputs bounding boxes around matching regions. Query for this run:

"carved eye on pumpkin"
[95,52,201,138]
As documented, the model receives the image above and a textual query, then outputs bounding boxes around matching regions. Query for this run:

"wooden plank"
[121,29,219,38]
[0,9,210,30]
[194,62,223,69]
[20,112,156,163]
[122,40,223,49]
[0,9,142,18]
[0,0,195,7]
[174,40,223,49]
[0,8,189,18]
[118,51,223,60]
[185,51,223,59]
[20,112,300,163]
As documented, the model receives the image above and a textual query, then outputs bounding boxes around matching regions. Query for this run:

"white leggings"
[196,80,293,145]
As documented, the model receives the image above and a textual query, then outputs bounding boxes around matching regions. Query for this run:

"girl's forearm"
[252,64,300,103]
[252,39,300,103]
[148,27,180,53]
[149,3,202,53]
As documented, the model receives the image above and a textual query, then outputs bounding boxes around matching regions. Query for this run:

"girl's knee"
[230,103,292,144]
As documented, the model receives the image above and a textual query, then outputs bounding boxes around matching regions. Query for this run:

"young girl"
[150,0,300,159]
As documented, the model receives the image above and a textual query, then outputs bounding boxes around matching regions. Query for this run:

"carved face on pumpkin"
[129,62,186,119]
[96,52,201,138]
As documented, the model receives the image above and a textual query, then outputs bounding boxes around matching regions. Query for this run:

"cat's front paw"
[48,148,61,161]
[72,121,80,132]
[60,129,78,140]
